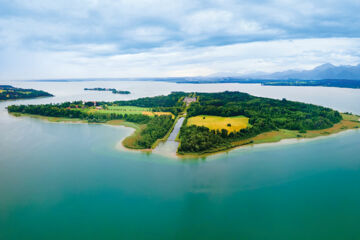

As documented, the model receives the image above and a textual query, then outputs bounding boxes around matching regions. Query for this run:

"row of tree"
[113,92,187,108]
[136,115,174,148]
[7,104,152,123]
[7,103,174,149]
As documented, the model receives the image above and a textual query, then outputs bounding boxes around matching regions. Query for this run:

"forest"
[0,85,53,100]
[7,101,174,149]
[7,91,343,153]
[179,91,342,153]
[113,91,186,115]
[136,116,174,148]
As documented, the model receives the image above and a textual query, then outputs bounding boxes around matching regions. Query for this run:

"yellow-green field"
[85,106,173,117]
[87,106,150,114]
[342,113,360,122]
[142,111,174,117]
[187,115,249,132]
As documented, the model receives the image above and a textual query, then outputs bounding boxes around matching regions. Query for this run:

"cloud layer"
[0,0,359,80]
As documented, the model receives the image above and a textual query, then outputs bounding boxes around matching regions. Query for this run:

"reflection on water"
[154,117,185,157]
[168,117,185,141]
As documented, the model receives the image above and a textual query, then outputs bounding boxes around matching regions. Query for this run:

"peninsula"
[7,91,360,156]
[0,85,53,101]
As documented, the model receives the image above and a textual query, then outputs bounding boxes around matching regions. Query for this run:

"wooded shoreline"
[8,91,358,157]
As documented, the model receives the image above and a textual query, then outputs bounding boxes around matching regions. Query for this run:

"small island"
[0,85,53,101]
[84,88,131,94]
[7,91,360,156]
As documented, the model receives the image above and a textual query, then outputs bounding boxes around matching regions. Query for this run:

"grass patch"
[18,91,32,95]
[342,113,360,122]
[231,118,360,148]
[142,111,174,118]
[10,112,86,123]
[86,106,150,115]
[84,105,173,118]
[121,123,148,149]
[187,115,249,132]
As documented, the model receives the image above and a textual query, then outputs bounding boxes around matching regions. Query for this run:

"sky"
[0,0,360,80]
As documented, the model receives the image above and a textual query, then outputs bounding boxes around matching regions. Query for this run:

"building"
[183,97,197,106]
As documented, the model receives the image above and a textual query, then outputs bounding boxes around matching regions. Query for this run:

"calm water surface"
[1,81,360,239]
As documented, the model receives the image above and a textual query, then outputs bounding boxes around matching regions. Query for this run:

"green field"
[187,115,249,132]
[85,106,173,117]
[342,113,360,121]
[87,106,151,115]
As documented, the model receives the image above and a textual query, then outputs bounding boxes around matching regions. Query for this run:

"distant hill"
[174,64,360,88]
[223,63,360,80]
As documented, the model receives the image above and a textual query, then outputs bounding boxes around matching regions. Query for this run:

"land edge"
[9,112,172,153]
[0,95,54,102]
[9,112,152,151]
[9,112,360,158]
[177,116,360,158]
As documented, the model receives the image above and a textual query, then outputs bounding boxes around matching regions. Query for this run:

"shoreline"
[0,95,54,102]
[10,112,156,153]
[175,115,360,159]
[9,112,360,159]
[178,125,360,160]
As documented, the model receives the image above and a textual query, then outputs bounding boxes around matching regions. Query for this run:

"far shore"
[10,112,360,159]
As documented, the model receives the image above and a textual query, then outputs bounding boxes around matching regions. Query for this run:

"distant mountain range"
[215,63,360,80]
[23,63,360,89]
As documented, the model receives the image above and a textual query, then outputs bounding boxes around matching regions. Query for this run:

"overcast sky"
[0,0,360,80]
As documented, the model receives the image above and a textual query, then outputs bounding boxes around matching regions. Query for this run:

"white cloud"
[182,9,264,36]
[0,0,360,80]
[123,27,170,43]
[1,37,359,80]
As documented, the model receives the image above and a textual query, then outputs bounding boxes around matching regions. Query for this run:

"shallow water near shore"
[1,80,360,239]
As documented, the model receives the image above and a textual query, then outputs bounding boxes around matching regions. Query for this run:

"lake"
[1,80,360,239]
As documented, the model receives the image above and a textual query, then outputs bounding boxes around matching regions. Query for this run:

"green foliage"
[0,85,53,100]
[7,91,343,153]
[113,92,187,108]
[7,103,151,124]
[7,104,85,118]
[136,115,174,148]
[180,91,343,153]
[188,91,342,131]
[178,125,230,153]
[7,102,173,150]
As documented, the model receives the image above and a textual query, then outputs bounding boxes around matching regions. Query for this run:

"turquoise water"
[1,81,360,239]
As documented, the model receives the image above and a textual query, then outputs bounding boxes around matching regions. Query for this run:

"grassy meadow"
[85,106,173,117]
[187,115,249,132]
[342,113,360,121]
[87,106,150,114]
